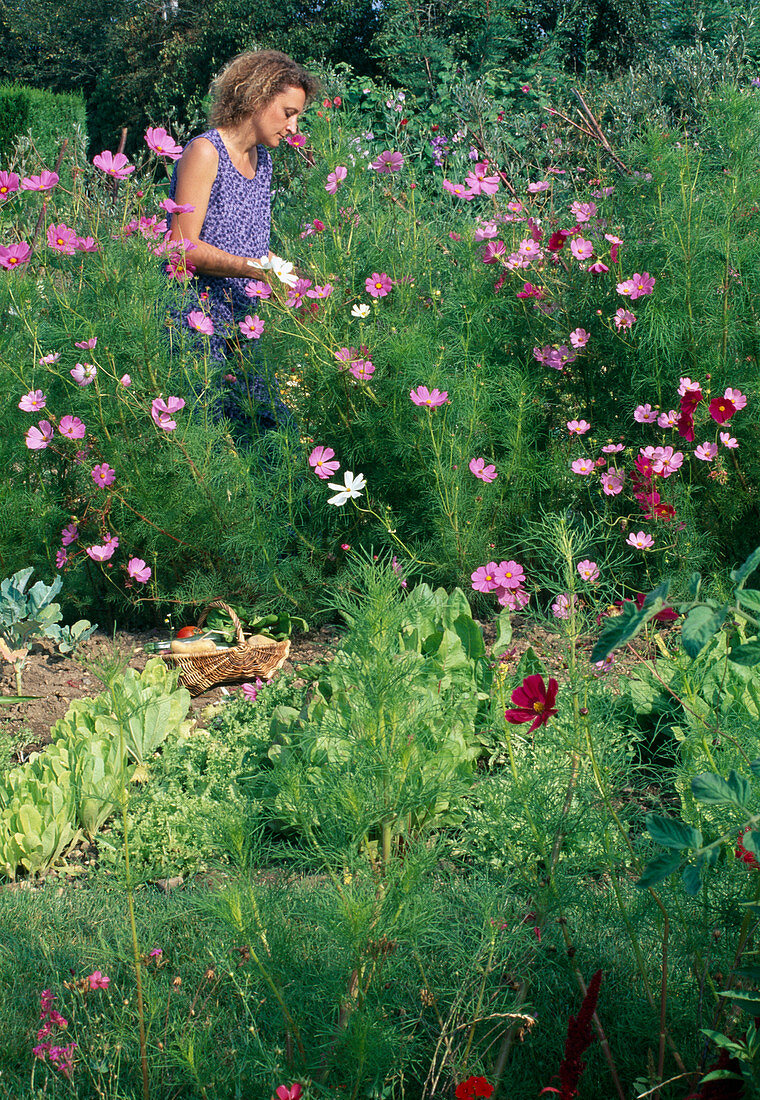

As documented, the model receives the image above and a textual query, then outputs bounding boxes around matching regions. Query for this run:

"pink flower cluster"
[33,989,77,1079]
[471,559,530,611]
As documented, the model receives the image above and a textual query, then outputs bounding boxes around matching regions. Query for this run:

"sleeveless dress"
[168,130,288,432]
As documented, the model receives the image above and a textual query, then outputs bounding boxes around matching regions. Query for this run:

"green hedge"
[0,84,86,171]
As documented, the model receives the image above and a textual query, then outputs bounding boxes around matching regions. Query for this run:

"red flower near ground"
[455,1077,494,1100]
[735,827,759,869]
[634,592,679,622]
[505,674,559,732]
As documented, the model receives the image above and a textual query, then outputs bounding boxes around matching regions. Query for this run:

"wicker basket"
[160,600,291,696]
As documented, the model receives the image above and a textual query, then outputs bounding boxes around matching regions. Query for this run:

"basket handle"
[197,600,246,645]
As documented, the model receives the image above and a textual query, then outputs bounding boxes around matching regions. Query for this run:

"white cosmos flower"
[327,470,366,506]
[269,254,298,288]
[351,302,371,318]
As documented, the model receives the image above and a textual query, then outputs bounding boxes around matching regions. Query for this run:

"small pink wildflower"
[570,201,597,222]
[657,410,678,428]
[349,359,375,381]
[577,559,600,582]
[245,279,273,299]
[71,363,97,386]
[55,549,67,569]
[651,446,683,476]
[306,283,333,299]
[144,126,183,160]
[325,166,347,194]
[602,443,625,453]
[410,386,448,407]
[275,1085,303,1100]
[527,181,550,193]
[567,419,591,435]
[494,560,524,589]
[465,162,500,194]
[47,223,78,255]
[552,593,577,619]
[160,198,195,214]
[443,179,474,199]
[371,150,404,173]
[601,469,624,495]
[285,133,306,147]
[26,420,54,450]
[634,403,658,424]
[614,308,636,330]
[309,446,340,479]
[91,463,115,488]
[92,151,134,179]
[21,170,59,191]
[86,539,118,562]
[61,524,79,546]
[497,587,531,611]
[74,337,97,349]
[481,240,507,263]
[720,432,739,448]
[127,558,151,583]
[58,416,86,440]
[151,396,185,431]
[694,442,718,462]
[87,971,110,991]
[724,387,746,410]
[120,374,131,386]
[76,236,99,252]
[678,377,702,397]
[569,328,590,349]
[469,457,497,482]
[239,314,265,339]
[18,389,47,412]
[240,678,264,702]
[471,563,501,593]
[570,237,594,260]
[0,170,20,199]
[187,311,214,335]
[366,272,393,298]
[571,457,596,475]
[0,241,31,268]
[626,531,655,549]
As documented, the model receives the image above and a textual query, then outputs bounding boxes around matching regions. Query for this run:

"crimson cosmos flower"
[505,674,559,732]
[455,1077,493,1100]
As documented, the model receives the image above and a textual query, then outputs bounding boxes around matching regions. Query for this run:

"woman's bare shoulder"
[181,135,219,168]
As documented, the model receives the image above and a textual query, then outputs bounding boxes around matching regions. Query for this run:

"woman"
[167,50,318,431]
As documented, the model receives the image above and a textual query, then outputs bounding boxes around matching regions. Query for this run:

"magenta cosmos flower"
[61,523,79,546]
[494,560,524,589]
[21,170,59,191]
[0,242,31,269]
[614,308,636,331]
[626,530,654,549]
[0,170,20,199]
[245,279,272,300]
[127,558,151,583]
[601,468,624,495]
[75,337,97,349]
[634,404,658,424]
[571,457,595,475]
[151,396,185,431]
[25,420,54,450]
[694,442,718,462]
[365,272,393,298]
[620,272,655,299]
[18,389,46,412]
[371,150,404,173]
[349,359,375,381]
[325,166,347,194]
[410,386,448,407]
[570,200,597,222]
[239,314,265,339]
[469,457,497,482]
[309,445,340,479]
[59,416,86,440]
[569,328,590,349]
[91,463,115,488]
[86,537,118,562]
[570,237,594,261]
[47,223,78,255]
[577,559,600,581]
[187,310,214,335]
[505,674,559,733]
[567,419,591,435]
[709,396,736,424]
[87,971,110,990]
[92,151,134,179]
[443,179,474,200]
[724,387,747,410]
[651,446,683,476]
[144,126,183,160]
[471,563,501,593]
[465,163,500,195]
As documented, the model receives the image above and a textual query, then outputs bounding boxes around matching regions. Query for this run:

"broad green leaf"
[637,850,681,888]
[732,546,760,589]
[646,813,702,850]
[591,582,670,663]
[738,589,760,614]
[682,864,703,896]
[739,830,760,860]
[491,610,513,659]
[718,990,760,1014]
[692,770,751,807]
[729,641,760,666]
[687,572,702,599]
[682,604,729,659]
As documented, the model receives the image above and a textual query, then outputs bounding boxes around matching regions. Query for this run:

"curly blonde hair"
[208,50,319,129]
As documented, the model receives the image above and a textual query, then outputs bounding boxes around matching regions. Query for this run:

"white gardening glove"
[269,253,299,288]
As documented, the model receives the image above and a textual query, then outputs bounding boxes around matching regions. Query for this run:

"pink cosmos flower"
[517,237,542,259]
[634,404,658,424]
[569,328,590,349]
[0,241,31,268]
[275,1085,303,1100]
[245,279,273,299]
[71,362,97,386]
[61,523,79,546]
[160,198,196,214]
[465,162,500,194]
[657,410,678,428]
[552,593,578,619]
[625,272,655,299]
[571,457,595,475]
[651,446,684,476]
[285,133,306,147]
[306,283,333,299]
[720,432,739,448]
[0,170,20,199]
[570,201,597,222]
[151,396,185,431]
[241,680,264,701]
[694,442,718,461]
[709,396,736,424]
[626,531,655,549]
[335,346,358,365]
[21,170,59,191]
[127,558,151,583]
[92,151,134,179]
[325,166,348,194]
[410,386,448,407]
[724,387,747,410]
[349,359,375,381]
[567,419,591,435]
[371,150,404,173]
[86,540,117,562]
[602,443,625,453]
[286,278,312,308]
[187,311,214,335]
[47,223,78,255]
[25,420,54,450]
[469,457,497,482]
[239,314,265,339]
[570,237,594,260]
[55,549,68,569]
[75,337,97,349]
[497,587,531,611]
[614,308,636,330]
[481,240,507,264]
[527,181,550,193]
[309,445,340,479]
[474,220,499,241]
[120,374,131,386]
[75,236,99,252]
[442,179,474,200]
[471,563,501,593]
[577,559,600,581]
[91,463,115,488]
[18,389,47,412]
[144,126,183,160]
[601,469,624,495]
[87,971,110,990]
[494,560,524,589]
[587,261,609,275]
[678,377,701,397]
[58,416,86,440]
[366,272,393,298]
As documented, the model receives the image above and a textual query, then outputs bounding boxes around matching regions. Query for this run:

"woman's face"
[251,86,307,147]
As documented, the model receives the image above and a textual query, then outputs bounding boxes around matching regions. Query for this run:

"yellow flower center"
[533,700,545,713]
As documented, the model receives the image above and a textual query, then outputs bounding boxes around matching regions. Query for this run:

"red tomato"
[175,626,202,638]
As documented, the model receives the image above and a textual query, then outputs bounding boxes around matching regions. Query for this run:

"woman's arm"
[168,138,270,279]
